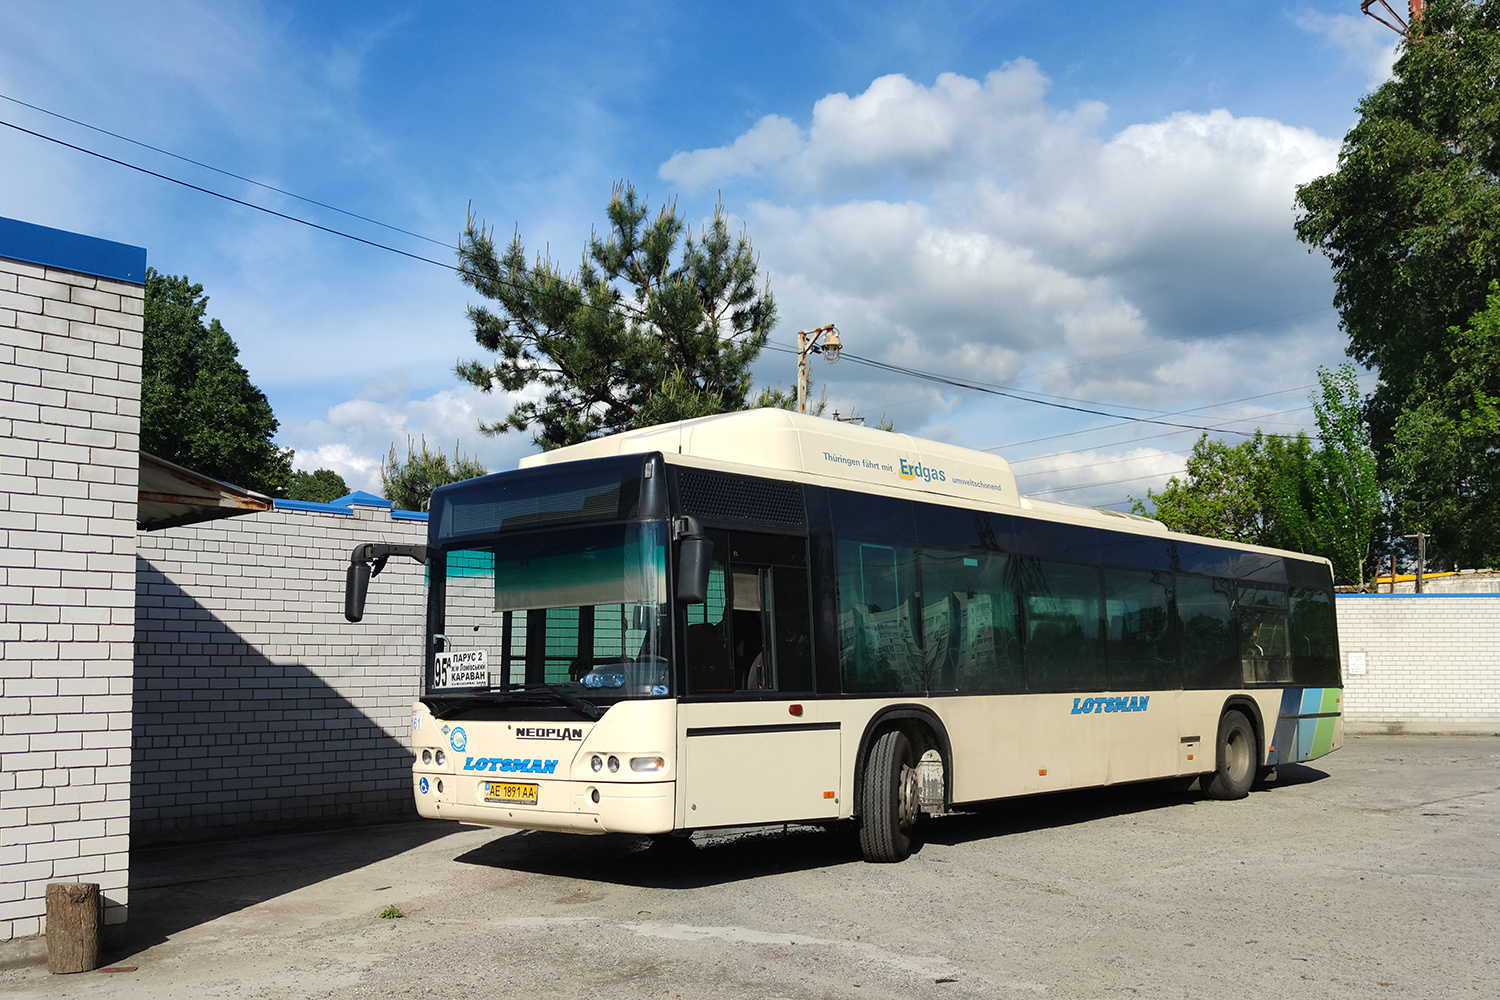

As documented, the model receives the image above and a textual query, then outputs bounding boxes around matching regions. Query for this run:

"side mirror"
[345,561,372,623]
[343,542,427,624]
[677,536,712,604]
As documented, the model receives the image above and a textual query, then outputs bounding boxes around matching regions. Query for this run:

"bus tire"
[1205,710,1257,800]
[859,729,918,863]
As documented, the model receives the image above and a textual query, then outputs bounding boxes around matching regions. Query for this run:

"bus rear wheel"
[1205,709,1257,800]
[859,730,918,863]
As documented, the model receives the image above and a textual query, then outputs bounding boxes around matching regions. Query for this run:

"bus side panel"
[938,692,1181,803]
[677,701,842,828]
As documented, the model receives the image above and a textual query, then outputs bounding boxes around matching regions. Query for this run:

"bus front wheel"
[859,730,918,863]
[1204,710,1257,800]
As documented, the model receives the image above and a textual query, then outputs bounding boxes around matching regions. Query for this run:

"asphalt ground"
[3,734,1497,1000]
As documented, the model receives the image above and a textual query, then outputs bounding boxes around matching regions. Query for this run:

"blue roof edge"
[0,216,148,285]
[271,497,427,522]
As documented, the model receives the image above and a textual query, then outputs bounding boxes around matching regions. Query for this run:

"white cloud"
[283,381,540,495]
[1293,9,1400,89]
[674,65,1347,500]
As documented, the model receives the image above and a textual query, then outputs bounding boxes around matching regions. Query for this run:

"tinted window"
[1237,583,1290,684]
[770,566,815,692]
[919,548,1022,693]
[1104,567,1179,689]
[1290,587,1340,686]
[838,540,921,693]
[1019,557,1104,691]
[1178,574,1238,687]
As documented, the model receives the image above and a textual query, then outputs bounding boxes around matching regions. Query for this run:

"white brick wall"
[1336,594,1500,734]
[132,505,427,841]
[1,255,142,942]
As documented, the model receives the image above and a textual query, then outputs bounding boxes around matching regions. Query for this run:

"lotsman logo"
[1071,695,1150,715]
[897,456,946,483]
[463,757,559,774]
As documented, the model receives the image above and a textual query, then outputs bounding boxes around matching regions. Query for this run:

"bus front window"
[433,522,669,701]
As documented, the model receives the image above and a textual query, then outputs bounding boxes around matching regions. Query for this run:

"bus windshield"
[430,521,669,703]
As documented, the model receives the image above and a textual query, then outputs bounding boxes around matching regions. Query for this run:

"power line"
[990,385,1316,451]
[1007,403,1314,466]
[0,92,456,250]
[1027,468,1186,497]
[831,349,1266,436]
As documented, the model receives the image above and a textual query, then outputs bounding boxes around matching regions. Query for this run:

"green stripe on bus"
[1319,687,1341,715]
[1310,715,1336,759]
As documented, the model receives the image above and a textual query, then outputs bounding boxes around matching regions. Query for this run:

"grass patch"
[379,905,404,919]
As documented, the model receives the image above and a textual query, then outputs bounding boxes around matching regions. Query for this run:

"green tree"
[1389,284,1500,567]
[1295,0,1500,455]
[142,268,292,495]
[285,468,350,504]
[381,437,487,512]
[1132,432,1318,547]
[1309,363,1382,586]
[455,183,777,450]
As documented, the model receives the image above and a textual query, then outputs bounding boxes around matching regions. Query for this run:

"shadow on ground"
[455,768,1329,888]
[118,820,466,962]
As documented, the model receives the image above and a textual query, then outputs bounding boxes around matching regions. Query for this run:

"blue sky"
[0,2,1400,507]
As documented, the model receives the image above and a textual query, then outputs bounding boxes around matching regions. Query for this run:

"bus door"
[677,530,840,828]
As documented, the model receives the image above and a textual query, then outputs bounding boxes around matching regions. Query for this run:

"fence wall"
[1336,594,1500,734]
[0,222,145,942]
[132,500,427,843]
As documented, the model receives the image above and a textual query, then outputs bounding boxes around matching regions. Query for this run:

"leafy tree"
[142,268,292,495]
[1131,432,1318,548]
[285,468,350,504]
[1294,0,1500,455]
[1389,284,1500,567]
[1132,366,1382,585]
[1309,363,1382,586]
[381,437,487,512]
[455,183,777,450]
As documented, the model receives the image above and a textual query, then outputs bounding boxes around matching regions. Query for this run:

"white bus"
[345,410,1343,862]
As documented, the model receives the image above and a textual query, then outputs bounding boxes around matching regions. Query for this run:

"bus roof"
[520,409,1168,535]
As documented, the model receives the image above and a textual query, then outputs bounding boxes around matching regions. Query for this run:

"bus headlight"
[435,750,445,765]
[630,756,665,772]
[422,749,432,765]
[591,755,603,772]
[607,755,620,773]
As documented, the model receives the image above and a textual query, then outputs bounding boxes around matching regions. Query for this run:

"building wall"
[1336,594,1500,734]
[132,502,427,843]
[1,235,144,941]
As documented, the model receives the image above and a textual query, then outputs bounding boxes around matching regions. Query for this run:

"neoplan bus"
[344,410,1342,863]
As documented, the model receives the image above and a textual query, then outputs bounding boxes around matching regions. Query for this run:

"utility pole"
[1403,532,1428,593]
[796,324,842,414]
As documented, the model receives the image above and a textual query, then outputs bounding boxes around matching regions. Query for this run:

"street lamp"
[796,324,842,414]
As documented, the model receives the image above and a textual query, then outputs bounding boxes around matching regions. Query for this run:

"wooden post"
[45,882,100,974]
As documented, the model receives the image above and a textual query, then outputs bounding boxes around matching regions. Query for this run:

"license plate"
[484,781,538,805]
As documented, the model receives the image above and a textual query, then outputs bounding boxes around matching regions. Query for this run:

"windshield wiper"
[425,683,603,721]
[507,682,605,721]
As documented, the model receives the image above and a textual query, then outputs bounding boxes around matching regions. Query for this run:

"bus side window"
[919,548,1021,693]
[1020,558,1104,692]
[1104,567,1179,690]
[1178,575,1237,688]
[1289,586,1339,686]
[836,540,921,693]
[1237,584,1291,684]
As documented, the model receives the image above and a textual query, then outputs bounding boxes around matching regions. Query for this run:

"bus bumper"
[414,772,675,835]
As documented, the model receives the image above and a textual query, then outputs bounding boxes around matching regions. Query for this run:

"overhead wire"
[2,105,1330,464]
[0,91,456,250]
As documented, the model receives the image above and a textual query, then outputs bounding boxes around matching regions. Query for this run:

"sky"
[0,1,1403,509]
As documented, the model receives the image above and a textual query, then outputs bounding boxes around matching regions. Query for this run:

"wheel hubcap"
[897,764,919,829]
[1227,730,1251,783]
